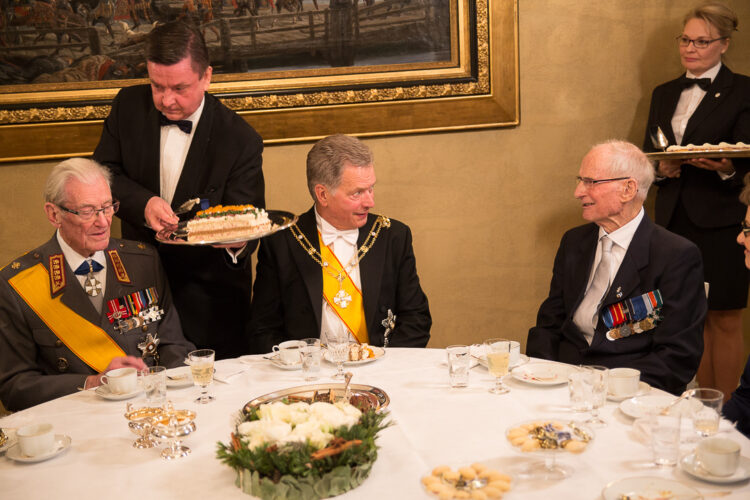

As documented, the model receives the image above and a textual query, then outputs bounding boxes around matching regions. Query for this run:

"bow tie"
[159,114,192,134]
[680,76,712,91]
[74,259,103,276]
[321,228,359,247]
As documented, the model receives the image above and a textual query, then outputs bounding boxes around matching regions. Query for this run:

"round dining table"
[1,348,749,499]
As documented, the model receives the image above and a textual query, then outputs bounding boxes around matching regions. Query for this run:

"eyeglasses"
[576,176,630,188]
[676,35,726,49]
[741,220,750,236]
[58,201,120,221]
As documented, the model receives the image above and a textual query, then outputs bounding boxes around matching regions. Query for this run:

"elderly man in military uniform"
[0,158,194,411]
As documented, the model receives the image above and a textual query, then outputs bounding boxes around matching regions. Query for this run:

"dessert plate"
[680,453,750,484]
[619,394,701,419]
[324,345,385,366]
[606,381,651,402]
[473,353,530,370]
[155,210,297,245]
[6,435,71,463]
[267,352,302,371]
[601,476,701,500]
[95,385,143,401]
[165,366,194,388]
[510,362,578,386]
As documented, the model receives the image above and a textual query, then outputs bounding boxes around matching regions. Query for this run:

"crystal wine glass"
[325,321,350,380]
[485,338,511,394]
[187,349,215,404]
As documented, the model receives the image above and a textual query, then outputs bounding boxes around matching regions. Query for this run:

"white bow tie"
[321,228,359,247]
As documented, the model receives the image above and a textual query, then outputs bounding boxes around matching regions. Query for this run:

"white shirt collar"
[599,207,644,251]
[315,207,359,246]
[687,61,722,81]
[56,231,106,273]
[184,96,205,130]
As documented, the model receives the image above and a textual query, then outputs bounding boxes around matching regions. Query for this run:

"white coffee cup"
[697,437,741,476]
[272,340,306,365]
[101,367,138,394]
[608,368,640,398]
[17,423,56,457]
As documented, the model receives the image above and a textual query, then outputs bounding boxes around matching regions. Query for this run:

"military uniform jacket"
[0,236,194,411]
[249,208,432,353]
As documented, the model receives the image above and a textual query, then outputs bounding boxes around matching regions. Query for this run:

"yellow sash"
[319,234,369,344]
[9,263,126,372]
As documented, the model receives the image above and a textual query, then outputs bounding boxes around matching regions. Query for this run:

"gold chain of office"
[289,215,391,278]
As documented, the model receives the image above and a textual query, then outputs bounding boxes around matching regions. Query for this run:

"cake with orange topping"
[186,204,272,242]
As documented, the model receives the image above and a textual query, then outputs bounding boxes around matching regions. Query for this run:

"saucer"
[680,452,750,484]
[95,384,143,400]
[601,476,700,500]
[510,361,578,386]
[6,434,71,463]
[268,352,302,370]
[619,394,702,419]
[607,381,651,402]
[165,366,193,388]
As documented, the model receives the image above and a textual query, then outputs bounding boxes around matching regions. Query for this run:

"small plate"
[607,381,651,402]
[510,362,578,386]
[165,366,194,388]
[0,429,17,453]
[619,394,702,420]
[602,476,702,500]
[680,453,750,484]
[267,352,302,371]
[324,345,385,366]
[95,385,143,401]
[473,353,530,370]
[6,434,71,463]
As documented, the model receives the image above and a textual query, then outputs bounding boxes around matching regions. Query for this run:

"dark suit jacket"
[723,354,750,438]
[643,65,750,228]
[527,216,707,395]
[0,236,194,411]
[249,208,431,353]
[93,85,265,359]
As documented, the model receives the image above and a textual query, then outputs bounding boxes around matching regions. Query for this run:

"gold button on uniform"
[55,339,63,347]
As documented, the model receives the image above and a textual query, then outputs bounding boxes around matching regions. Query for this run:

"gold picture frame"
[0,0,517,163]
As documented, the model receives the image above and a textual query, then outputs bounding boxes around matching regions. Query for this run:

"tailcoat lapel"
[683,65,734,144]
[140,106,162,196]
[570,227,600,312]
[289,209,324,329]
[657,78,684,146]
[358,214,385,331]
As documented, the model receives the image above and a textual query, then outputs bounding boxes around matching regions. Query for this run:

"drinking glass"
[143,365,167,407]
[187,349,215,404]
[651,414,681,466]
[485,338,511,394]
[690,388,723,437]
[300,338,323,381]
[583,365,608,427]
[568,368,593,412]
[446,345,470,388]
[325,324,350,380]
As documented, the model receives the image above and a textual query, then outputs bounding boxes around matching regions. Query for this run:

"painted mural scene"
[0,0,452,85]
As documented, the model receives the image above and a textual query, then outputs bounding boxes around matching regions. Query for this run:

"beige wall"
[2,0,750,351]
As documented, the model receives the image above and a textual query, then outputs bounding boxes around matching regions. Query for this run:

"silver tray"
[155,209,297,246]
[243,383,390,415]
[646,149,750,161]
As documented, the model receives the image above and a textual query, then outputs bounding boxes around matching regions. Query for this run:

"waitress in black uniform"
[643,1,750,401]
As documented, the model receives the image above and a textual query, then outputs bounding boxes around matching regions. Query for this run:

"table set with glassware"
[1,344,749,500]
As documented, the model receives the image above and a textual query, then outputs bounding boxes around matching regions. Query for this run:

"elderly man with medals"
[249,134,431,353]
[527,140,707,395]
[0,158,194,411]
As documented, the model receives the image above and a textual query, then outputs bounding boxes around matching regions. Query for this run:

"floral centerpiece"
[217,400,390,500]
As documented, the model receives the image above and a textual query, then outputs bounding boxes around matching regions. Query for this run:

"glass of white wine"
[485,338,511,394]
[187,349,215,404]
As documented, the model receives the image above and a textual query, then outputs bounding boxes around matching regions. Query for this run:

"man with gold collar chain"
[0,158,194,411]
[249,134,431,353]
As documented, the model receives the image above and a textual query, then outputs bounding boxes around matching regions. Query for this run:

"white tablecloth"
[1,348,749,499]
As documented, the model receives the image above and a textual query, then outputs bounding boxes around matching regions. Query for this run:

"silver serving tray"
[155,209,297,246]
[243,383,390,415]
[646,149,750,161]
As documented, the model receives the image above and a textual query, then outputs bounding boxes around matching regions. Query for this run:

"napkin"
[213,365,248,384]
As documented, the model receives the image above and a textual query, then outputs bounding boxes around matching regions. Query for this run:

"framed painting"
[0,0,518,162]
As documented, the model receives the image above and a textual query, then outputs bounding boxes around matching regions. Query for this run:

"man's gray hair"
[44,158,112,205]
[306,134,374,200]
[591,140,654,201]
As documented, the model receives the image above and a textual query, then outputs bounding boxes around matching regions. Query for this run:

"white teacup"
[17,423,56,457]
[101,367,138,394]
[697,437,741,477]
[608,368,640,398]
[272,340,306,365]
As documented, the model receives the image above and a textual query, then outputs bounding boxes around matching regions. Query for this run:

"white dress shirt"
[316,208,362,343]
[573,208,644,344]
[159,98,205,205]
[56,231,107,313]
[671,62,721,146]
